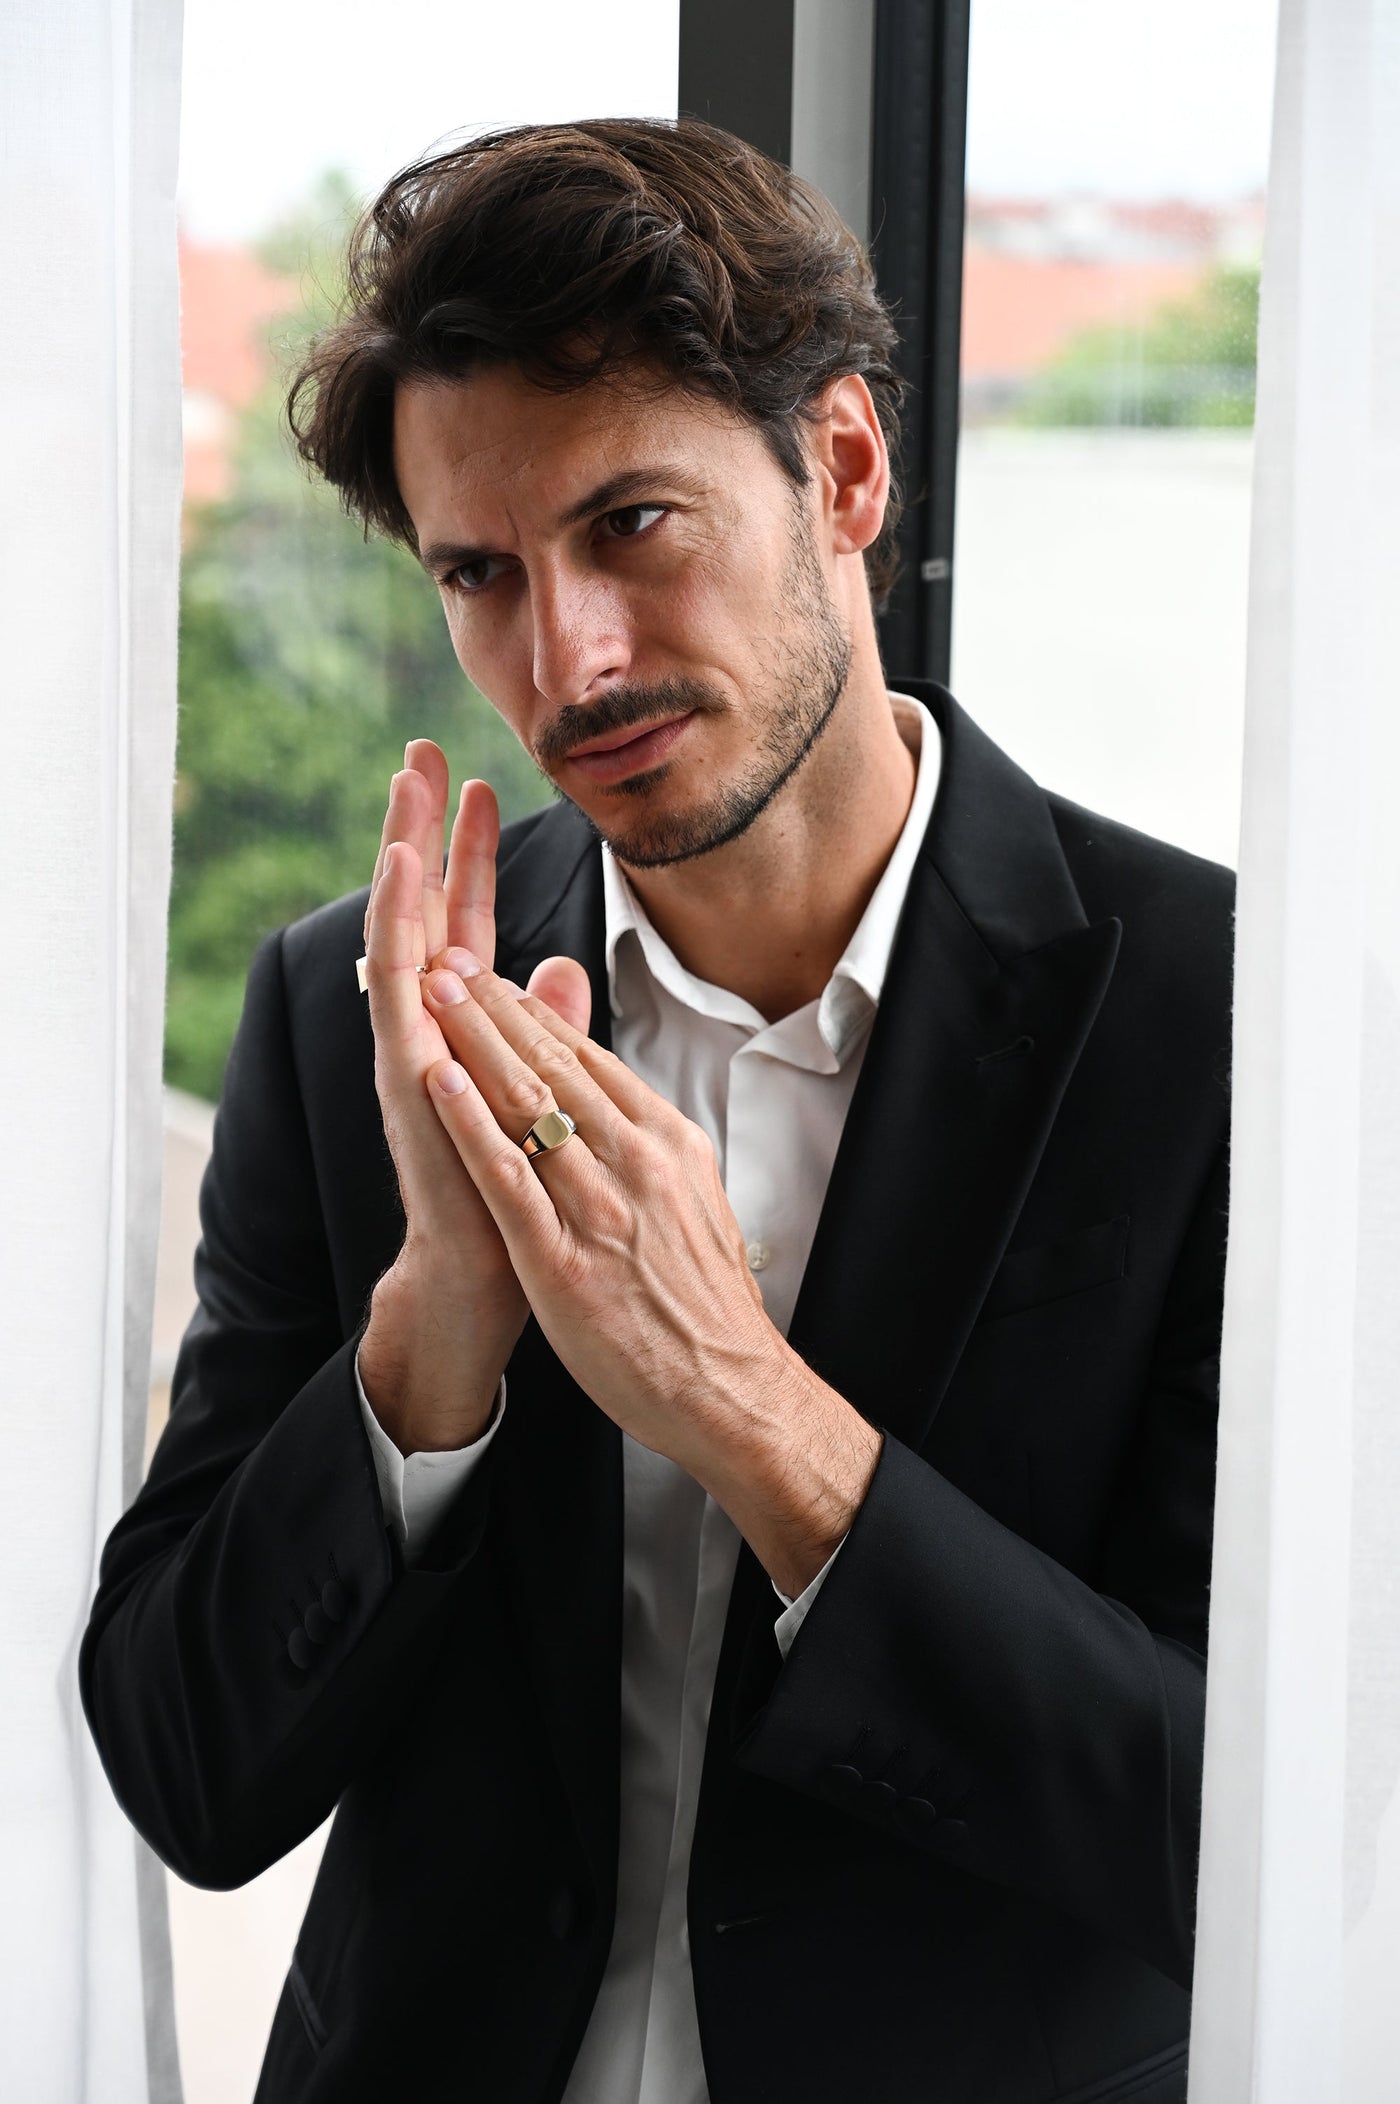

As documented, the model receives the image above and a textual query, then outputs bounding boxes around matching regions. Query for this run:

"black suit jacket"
[81,685,1232,2104]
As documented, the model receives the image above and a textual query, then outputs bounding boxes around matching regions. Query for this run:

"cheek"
[443,592,514,682]
[439,599,536,740]
[642,538,775,660]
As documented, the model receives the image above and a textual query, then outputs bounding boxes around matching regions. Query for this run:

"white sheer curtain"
[0,2,184,2099]
[1190,0,1400,2095]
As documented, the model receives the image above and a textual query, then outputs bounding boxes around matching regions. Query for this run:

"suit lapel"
[786,682,1121,1455]
[702,686,1122,1785]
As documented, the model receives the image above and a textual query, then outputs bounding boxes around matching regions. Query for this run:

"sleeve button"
[821,1763,863,1804]
[303,1604,332,1645]
[287,1628,312,1671]
[861,1779,898,1814]
[900,1796,939,1828]
[320,1578,347,1622]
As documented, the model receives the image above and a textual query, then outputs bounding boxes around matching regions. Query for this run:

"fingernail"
[441,946,485,979]
[499,978,523,995]
[433,1060,468,1096]
[425,969,468,1006]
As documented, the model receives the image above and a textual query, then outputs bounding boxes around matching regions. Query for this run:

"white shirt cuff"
[354,1345,507,1565]
[771,1532,848,1660]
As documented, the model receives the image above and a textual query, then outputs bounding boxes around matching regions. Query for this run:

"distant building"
[960,193,1265,421]
[179,237,297,507]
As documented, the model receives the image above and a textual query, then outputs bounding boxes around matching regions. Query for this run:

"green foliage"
[1017,264,1260,428]
[166,181,552,1102]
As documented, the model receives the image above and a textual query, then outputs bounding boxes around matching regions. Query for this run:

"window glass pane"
[171,0,679,1105]
[954,0,1278,866]
[163,12,677,2098]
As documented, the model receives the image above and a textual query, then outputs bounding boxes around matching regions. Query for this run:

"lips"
[564,711,695,785]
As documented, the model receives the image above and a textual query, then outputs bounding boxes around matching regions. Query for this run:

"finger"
[443,779,499,970]
[422,966,630,1166]
[427,1056,574,1256]
[365,767,410,945]
[439,948,592,1039]
[365,841,436,1055]
[365,766,437,960]
[525,955,592,1036]
[404,740,450,961]
[512,989,670,1129]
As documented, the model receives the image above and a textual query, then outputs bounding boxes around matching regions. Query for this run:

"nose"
[529,559,633,709]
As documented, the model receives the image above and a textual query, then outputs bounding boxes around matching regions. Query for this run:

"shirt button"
[746,1241,770,1273]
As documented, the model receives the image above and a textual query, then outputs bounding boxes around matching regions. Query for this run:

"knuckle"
[554,1240,595,1295]
[502,1072,550,1124]
[491,1147,536,1200]
[679,1120,717,1174]
[529,1035,575,1085]
[623,1126,664,1176]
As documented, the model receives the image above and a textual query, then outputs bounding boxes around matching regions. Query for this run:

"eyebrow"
[417,464,703,576]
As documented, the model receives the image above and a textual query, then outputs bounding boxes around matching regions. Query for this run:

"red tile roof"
[961,248,1207,381]
[179,237,297,505]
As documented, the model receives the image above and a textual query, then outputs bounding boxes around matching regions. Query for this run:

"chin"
[593,774,781,871]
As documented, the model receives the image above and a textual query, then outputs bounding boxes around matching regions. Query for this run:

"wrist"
[361,1253,523,1457]
[700,1347,882,1598]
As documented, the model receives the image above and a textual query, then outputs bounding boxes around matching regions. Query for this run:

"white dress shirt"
[357,692,941,2104]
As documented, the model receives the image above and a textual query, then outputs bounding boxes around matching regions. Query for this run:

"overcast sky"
[178,0,1277,245]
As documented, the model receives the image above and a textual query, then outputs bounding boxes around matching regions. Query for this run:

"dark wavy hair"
[287,117,906,607]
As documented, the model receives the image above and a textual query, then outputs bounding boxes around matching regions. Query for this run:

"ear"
[810,373,890,563]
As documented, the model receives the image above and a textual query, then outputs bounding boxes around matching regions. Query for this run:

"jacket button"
[320,1578,347,1623]
[303,1603,332,1645]
[545,1885,580,1940]
[900,1795,938,1828]
[822,1763,863,1804]
[286,1628,312,1671]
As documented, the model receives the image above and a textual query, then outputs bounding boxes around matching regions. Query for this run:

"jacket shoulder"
[1049,793,1235,951]
[1048,795,1235,1103]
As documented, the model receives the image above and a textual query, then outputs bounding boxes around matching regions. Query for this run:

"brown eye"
[602,504,665,539]
[446,554,509,593]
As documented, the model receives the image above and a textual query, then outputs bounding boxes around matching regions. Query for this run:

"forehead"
[391,364,763,532]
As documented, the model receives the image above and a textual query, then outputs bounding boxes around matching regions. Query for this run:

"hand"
[416,957,883,1594]
[359,742,591,1454]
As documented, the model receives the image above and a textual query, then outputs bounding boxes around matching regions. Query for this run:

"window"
[952,0,1277,868]
[162,9,678,2096]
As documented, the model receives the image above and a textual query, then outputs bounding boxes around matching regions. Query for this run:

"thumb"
[526,954,592,1036]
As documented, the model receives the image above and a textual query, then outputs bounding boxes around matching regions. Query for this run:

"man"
[81,119,1231,2104]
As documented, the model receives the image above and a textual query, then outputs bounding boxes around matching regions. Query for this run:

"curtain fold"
[0,1,184,2098]
[1189,0,1400,2094]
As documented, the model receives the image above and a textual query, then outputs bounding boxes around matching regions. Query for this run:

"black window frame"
[678,0,972,685]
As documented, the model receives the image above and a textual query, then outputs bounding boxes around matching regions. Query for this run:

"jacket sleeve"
[728,1144,1228,1989]
[79,927,494,1891]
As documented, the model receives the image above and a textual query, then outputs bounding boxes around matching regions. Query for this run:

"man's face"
[392,364,852,868]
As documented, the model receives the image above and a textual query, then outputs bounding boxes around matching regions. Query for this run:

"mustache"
[532,678,725,771]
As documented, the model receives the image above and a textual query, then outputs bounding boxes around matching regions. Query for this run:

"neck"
[619,651,919,1023]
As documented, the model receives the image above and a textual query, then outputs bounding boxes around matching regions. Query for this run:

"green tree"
[167,178,551,1101]
[1017,262,1259,429]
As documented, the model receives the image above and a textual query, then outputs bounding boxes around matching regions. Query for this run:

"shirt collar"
[602,690,942,1059]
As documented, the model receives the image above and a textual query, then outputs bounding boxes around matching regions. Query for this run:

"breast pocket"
[977,1213,1130,1325]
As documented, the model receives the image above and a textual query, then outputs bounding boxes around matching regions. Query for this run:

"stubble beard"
[533,501,854,871]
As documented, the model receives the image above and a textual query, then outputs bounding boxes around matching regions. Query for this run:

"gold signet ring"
[520,1109,577,1160]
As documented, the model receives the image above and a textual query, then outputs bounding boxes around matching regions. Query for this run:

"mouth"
[562,711,696,786]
